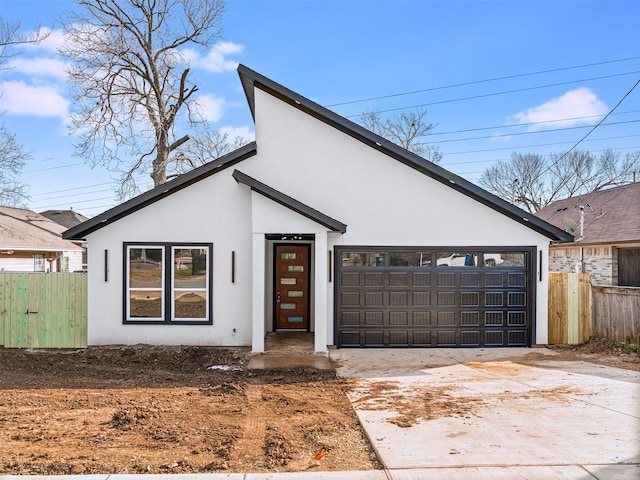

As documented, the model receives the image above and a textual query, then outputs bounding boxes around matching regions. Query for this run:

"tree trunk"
[151,145,169,187]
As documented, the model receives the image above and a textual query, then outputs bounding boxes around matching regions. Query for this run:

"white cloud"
[0,80,69,118]
[512,87,608,131]
[220,125,254,141]
[182,41,244,73]
[194,93,226,122]
[24,28,66,52]
[8,57,69,80]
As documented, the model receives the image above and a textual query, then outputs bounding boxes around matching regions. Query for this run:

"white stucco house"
[64,65,572,352]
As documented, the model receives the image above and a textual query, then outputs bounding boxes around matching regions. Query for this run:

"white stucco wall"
[85,165,255,346]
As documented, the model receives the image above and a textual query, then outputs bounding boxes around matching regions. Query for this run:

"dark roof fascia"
[63,142,258,240]
[232,169,347,233]
[551,239,640,248]
[237,64,572,243]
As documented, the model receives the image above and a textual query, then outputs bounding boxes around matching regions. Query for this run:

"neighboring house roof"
[39,210,89,229]
[232,170,348,233]
[64,65,572,243]
[535,182,640,246]
[0,206,82,251]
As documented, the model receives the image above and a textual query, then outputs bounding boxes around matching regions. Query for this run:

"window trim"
[123,242,213,325]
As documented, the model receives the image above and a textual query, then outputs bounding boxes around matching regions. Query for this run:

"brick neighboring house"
[535,182,640,286]
[40,209,89,271]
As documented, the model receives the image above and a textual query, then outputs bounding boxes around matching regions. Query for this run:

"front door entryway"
[274,244,310,330]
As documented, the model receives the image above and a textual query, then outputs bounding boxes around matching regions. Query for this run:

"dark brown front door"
[275,245,310,330]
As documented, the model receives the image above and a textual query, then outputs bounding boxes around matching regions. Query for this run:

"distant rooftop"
[39,209,89,229]
[535,182,640,245]
[0,206,81,251]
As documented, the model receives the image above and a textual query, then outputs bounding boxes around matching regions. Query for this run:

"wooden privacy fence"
[548,272,592,345]
[0,273,87,348]
[591,286,640,344]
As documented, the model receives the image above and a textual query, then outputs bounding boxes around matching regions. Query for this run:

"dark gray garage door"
[335,247,534,347]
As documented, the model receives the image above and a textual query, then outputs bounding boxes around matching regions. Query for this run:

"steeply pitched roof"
[233,170,347,233]
[237,64,572,242]
[535,182,640,245]
[63,142,258,240]
[40,210,89,229]
[0,206,82,251]
[65,65,572,243]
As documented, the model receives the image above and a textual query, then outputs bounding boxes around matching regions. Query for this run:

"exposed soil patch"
[541,338,640,371]
[0,345,380,475]
[349,380,485,428]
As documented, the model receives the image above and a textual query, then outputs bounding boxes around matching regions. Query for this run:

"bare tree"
[60,0,226,198]
[0,125,29,206]
[0,17,49,68]
[0,17,49,206]
[171,125,250,176]
[359,108,442,163]
[480,149,640,213]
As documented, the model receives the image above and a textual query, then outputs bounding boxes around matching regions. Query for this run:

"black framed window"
[124,243,213,324]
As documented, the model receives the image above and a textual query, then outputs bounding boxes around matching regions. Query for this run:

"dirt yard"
[0,345,380,475]
[0,339,637,475]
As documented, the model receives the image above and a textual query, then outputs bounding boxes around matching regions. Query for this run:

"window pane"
[130,290,162,318]
[341,252,384,267]
[485,252,525,267]
[437,252,477,267]
[389,252,433,267]
[174,248,207,288]
[174,291,207,319]
[34,253,45,272]
[129,248,163,287]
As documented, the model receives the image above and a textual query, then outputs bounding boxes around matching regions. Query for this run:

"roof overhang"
[0,246,81,253]
[232,170,347,233]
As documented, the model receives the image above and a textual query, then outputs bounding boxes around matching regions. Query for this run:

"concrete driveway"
[330,348,640,479]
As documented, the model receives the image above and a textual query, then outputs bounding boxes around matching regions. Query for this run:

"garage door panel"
[389,291,408,305]
[461,272,480,286]
[413,291,431,306]
[461,330,480,346]
[412,311,431,325]
[485,311,504,326]
[461,311,480,326]
[412,272,431,286]
[336,247,532,348]
[364,311,383,326]
[390,272,409,286]
[364,292,384,306]
[389,311,409,325]
[341,291,360,306]
[364,272,384,286]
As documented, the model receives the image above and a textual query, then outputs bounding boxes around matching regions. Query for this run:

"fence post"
[567,273,579,344]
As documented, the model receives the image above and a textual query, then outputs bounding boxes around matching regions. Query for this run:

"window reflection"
[341,252,384,267]
[389,252,433,267]
[437,252,477,267]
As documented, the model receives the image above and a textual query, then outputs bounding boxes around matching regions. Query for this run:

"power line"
[344,71,640,118]
[428,109,640,137]
[326,56,640,107]
[429,120,640,145]
[549,79,640,162]
[443,134,640,156]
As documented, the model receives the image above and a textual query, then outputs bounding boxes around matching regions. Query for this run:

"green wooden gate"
[0,273,87,348]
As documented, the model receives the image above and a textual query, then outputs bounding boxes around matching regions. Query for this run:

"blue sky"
[0,0,639,217]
